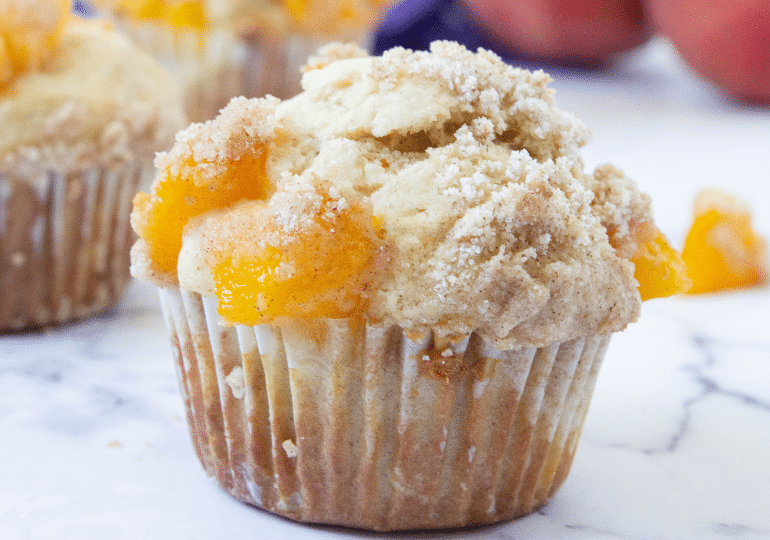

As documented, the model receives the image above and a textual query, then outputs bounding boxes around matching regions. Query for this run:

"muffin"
[0,2,185,331]
[103,0,392,122]
[130,42,691,529]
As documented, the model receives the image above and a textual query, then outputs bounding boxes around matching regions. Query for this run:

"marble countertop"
[2,38,770,539]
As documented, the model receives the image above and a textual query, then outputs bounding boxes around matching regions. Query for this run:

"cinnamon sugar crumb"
[282,439,298,458]
[154,96,278,186]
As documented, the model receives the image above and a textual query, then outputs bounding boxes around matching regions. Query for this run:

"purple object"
[374,0,520,63]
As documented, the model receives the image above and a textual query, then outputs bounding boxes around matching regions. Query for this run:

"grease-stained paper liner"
[0,162,149,331]
[114,21,370,122]
[159,287,610,530]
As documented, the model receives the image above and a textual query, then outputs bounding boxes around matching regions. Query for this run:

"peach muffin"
[130,42,690,529]
[0,1,185,331]
[104,0,392,121]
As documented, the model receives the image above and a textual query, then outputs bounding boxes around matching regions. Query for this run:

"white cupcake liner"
[158,287,610,530]
[0,161,151,331]
[114,20,371,122]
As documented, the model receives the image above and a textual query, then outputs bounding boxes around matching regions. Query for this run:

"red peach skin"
[648,0,770,103]
[462,0,651,64]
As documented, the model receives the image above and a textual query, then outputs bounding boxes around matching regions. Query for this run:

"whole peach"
[462,0,651,64]
[648,0,770,102]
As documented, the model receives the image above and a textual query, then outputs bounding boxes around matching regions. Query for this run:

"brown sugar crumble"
[132,41,688,349]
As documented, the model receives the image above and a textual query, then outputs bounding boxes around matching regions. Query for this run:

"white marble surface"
[2,38,770,539]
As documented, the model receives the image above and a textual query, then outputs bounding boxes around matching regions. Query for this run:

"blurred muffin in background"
[0,1,185,331]
[100,0,392,121]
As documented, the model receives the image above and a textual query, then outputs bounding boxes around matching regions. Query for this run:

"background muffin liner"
[158,287,611,530]
[0,159,151,331]
[114,21,370,122]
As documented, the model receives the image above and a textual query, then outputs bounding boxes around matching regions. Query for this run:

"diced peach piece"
[681,190,767,294]
[0,0,71,87]
[132,150,270,275]
[113,0,206,30]
[166,1,206,30]
[630,222,692,301]
[205,186,387,326]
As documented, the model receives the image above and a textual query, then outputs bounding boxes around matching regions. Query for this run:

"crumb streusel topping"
[132,41,675,348]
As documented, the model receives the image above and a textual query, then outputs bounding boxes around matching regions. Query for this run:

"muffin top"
[131,41,689,348]
[110,0,390,39]
[1,11,185,169]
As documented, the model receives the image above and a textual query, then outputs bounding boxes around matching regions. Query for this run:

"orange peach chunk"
[132,149,270,275]
[204,183,387,325]
[132,96,278,278]
[630,222,692,301]
[113,0,207,30]
[0,0,70,87]
[681,190,767,294]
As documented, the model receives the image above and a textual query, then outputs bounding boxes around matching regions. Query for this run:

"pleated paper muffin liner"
[114,21,370,122]
[159,287,611,530]
[0,161,150,331]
